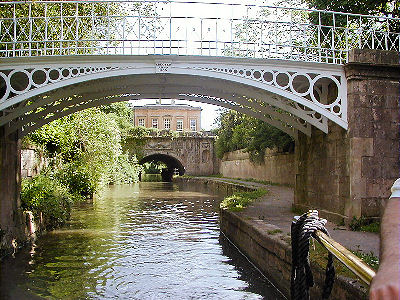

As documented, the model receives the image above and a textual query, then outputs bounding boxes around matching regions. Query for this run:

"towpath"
[198,176,380,257]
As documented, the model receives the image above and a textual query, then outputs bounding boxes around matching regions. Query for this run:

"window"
[176,119,183,131]
[138,118,145,127]
[164,118,171,130]
[152,118,158,128]
[190,119,196,131]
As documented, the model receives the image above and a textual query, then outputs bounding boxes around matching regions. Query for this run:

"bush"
[349,216,380,233]
[55,163,95,199]
[220,189,267,211]
[21,175,74,229]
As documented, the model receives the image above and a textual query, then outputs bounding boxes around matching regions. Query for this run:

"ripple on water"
[0,182,284,300]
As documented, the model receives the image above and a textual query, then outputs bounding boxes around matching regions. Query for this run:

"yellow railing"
[314,230,376,285]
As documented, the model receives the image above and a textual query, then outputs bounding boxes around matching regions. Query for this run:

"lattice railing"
[0,0,399,64]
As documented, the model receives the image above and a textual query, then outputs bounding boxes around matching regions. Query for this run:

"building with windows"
[133,101,202,132]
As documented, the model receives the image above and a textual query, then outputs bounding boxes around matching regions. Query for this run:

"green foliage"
[109,153,142,184]
[143,162,166,174]
[351,250,380,271]
[21,175,74,229]
[220,189,268,211]
[55,163,95,199]
[26,105,142,195]
[214,110,294,161]
[349,216,380,233]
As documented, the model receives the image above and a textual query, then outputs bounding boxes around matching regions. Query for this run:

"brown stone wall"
[21,148,47,178]
[294,123,350,223]
[142,136,216,176]
[0,131,25,254]
[294,49,400,222]
[219,149,295,186]
[345,50,400,218]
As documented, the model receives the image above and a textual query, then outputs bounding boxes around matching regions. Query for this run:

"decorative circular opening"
[0,75,7,100]
[61,68,70,78]
[333,105,341,114]
[311,76,339,105]
[32,69,47,86]
[253,71,261,80]
[291,74,310,95]
[49,69,60,81]
[71,68,79,76]
[276,72,289,88]
[239,70,244,75]
[263,71,273,83]
[245,70,251,77]
[10,71,30,92]
[314,112,322,120]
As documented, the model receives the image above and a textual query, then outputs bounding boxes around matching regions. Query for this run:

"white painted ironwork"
[0,55,345,137]
[0,0,399,64]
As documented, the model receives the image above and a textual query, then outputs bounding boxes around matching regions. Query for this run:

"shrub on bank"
[21,174,74,229]
[55,163,95,199]
[220,189,268,211]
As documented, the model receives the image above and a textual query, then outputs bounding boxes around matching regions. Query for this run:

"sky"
[129,99,222,131]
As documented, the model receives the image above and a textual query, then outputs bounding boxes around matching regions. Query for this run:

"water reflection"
[1,182,284,299]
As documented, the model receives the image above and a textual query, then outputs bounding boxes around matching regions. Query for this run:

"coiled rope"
[290,210,335,300]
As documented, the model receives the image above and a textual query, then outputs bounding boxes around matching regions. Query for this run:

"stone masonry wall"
[345,50,400,218]
[219,149,295,186]
[21,148,46,178]
[142,136,216,176]
[294,49,399,222]
[294,123,350,223]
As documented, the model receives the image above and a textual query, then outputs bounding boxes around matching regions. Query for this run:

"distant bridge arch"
[139,135,216,177]
[140,153,186,176]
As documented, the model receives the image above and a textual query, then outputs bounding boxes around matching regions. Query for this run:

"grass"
[349,216,380,233]
[220,189,268,211]
[267,229,283,235]
[309,239,380,284]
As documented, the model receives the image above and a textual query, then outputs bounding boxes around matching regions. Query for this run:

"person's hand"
[369,261,400,300]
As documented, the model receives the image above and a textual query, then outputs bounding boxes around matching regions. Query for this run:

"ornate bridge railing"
[0,0,399,64]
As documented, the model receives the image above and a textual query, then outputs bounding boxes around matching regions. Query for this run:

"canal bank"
[175,176,378,299]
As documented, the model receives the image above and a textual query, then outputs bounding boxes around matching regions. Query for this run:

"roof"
[132,103,202,111]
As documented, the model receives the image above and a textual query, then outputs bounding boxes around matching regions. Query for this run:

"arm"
[369,179,400,300]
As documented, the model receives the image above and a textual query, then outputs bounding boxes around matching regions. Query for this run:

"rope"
[290,210,335,300]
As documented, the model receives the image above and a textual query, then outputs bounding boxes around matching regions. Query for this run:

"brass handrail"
[313,230,376,285]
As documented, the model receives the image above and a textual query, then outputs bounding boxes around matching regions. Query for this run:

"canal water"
[0,182,285,300]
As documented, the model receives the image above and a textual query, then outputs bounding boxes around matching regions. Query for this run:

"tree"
[214,110,294,162]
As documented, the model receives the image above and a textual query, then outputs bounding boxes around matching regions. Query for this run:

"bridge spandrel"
[0,55,346,137]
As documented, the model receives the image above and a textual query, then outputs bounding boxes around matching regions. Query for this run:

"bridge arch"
[139,153,185,181]
[0,56,347,139]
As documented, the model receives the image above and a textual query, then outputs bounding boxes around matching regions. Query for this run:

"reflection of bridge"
[139,134,217,177]
[0,1,399,251]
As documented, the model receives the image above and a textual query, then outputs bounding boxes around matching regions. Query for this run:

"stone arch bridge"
[139,134,217,178]
[0,0,399,250]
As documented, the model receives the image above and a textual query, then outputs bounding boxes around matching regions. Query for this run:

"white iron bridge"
[0,1,399,138]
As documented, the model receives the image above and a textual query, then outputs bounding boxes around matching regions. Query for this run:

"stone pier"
[295,49,400,223]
